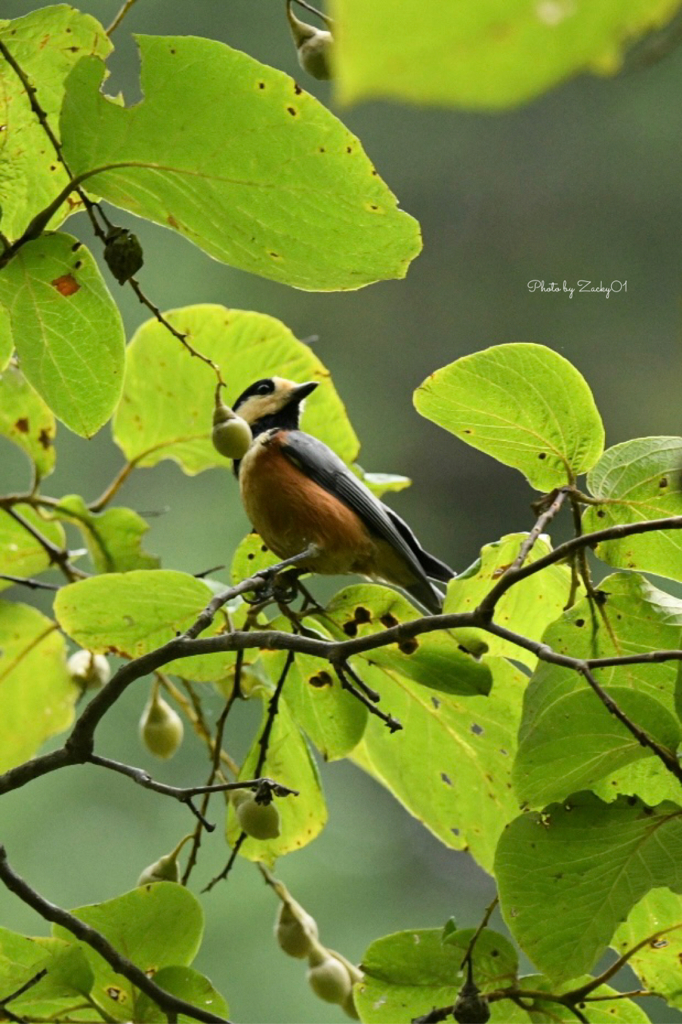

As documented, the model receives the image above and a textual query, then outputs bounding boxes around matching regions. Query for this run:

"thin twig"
[0,573,60,591]
[106,0,139,35]
[291,0,333,27]
[459,896,499,971]
[512,488,570,570]
[0,967,48,1017]
[3,507,86,582]
[0,846,230,1024]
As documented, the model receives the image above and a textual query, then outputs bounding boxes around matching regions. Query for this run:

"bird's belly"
[240,442,374,575]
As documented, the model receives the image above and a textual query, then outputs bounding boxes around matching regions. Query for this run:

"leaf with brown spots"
[0,363,56,477]
[51,274,79,296]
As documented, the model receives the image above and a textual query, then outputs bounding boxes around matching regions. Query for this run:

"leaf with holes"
[227,693,327,864]
[114,306,358,473]
[351,657,522,872]
[444,532,580,669]
[60,36,421,291]
[318,583,491,697]
[513,572,682,807]
[612,888,682,1011]
[0,6,111,240]
[414,344,604,490]
[0,601,76,772]
[584,437,682,582]
[332,0,682,109]
[0,364,56,478]
[0,233,125,437]
[495,793,682,983]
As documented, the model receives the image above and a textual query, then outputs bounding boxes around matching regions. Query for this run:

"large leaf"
[135,965,229,1023]
[0,233,125,436]
[351,657,523,872]
[0,504,66,590]
[0,6,111,240]
[60,36,421,291]
[612,888,682,1012]
[332,0,682,108]
[514,573,682,807]
[495,793,682,982]
[414,344,604,491]
[113,305,358,473]
[355,927,520,1024]
[227,693,327,865]
[54,494,159,573]
[318,583,492,697]
[53,884,203,1024]
[444,533,579,669]
[54,569,242,683]
[0,363,56,478]
[584,436,682,582]
[0,600,75,772]
[0,932,93,1022]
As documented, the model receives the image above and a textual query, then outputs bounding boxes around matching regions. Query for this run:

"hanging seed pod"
[212,391,253,460]
[275,899,319,958]
[137,834,192,886]
[307,947,353,1005]
[103,227,144,284]
[286,0,333,80]
[140,687,184,759]
[67,649,111,690]
[236,793,281,839]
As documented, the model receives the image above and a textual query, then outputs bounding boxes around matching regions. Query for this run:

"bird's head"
[232,377,319,437]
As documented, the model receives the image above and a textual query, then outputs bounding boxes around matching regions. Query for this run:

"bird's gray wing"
[280,431,453,587]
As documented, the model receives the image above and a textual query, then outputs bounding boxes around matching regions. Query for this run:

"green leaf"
[54,883,203,1023]
[513,974,652,1023]
[583,437,682,582]
[262,641,367,761]
[318,583,492,697]
[227,694,327,865]
[612,888,682,1011]
[0,504,65,590]
[113,305,359,473]
[230,530,282,584]
[495,792,682,982]
[55,494,160,573]
[135,965,229,1023]
[514,573,682,807]
[0,233,125,436]
[444,533,579,669]
[332,0,682,109]
[60,37,421,291]
[351,657,523,871]
[0,932,93,1021]
[0,600,75,772]
[0,363,56,477]
[355,927,519,1024]
[414,344,604,490]
[54,569,208,657]
[0,6,111,240]
[0,304,12,370]
[354,466,411,498]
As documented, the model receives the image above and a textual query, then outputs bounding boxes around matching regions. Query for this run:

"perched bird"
[231,377,454,613]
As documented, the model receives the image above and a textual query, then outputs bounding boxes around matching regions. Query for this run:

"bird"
[231,377,454,613]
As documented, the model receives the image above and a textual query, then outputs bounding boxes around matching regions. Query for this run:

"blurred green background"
[1,2,681,1021]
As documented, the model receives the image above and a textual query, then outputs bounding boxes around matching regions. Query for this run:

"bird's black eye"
[256,383,272,395]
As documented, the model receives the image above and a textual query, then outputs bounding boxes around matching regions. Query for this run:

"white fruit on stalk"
[140,689,183,759]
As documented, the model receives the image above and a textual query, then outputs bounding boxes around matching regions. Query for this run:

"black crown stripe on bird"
[231,376,454,613]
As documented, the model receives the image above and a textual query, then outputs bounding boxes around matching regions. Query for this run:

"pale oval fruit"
[298,32,333,80]
[67,650,111,690]
[276,900,319,958]
[137,851,181,886]
[307,957,352,1005]
[236,796,281,839]
[212,415,252,460]
[140,692,184,759]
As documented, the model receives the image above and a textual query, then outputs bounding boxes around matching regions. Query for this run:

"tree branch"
[0,846,230,1024]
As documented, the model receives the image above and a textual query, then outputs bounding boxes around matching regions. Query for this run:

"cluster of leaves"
[2,3,682,1024]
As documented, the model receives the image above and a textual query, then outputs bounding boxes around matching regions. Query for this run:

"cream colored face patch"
[235,378,300,425]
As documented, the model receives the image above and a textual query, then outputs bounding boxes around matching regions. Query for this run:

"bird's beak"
[291,381,319,403]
